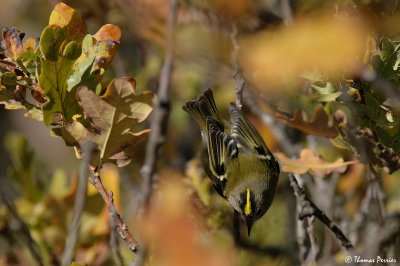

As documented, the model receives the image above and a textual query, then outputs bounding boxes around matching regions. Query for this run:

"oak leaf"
[275,107,339,138]
[276,149,357,178]
[39,3,121,126]
[65,77,153,167]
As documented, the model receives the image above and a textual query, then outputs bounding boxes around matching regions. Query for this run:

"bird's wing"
[229,104,273,160]
[206,117,238,181]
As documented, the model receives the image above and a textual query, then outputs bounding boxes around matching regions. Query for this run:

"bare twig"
[243,89,297,155]
[135,0,178,264]
[139,0,178,211]
[369,165,386,221]
[0,188,44,266]
[280,0,293,25]
[305,216,318,265]
[89,166,139,253]
[296,217,307,262]
[362,212,400,259]
[230,25,245,110]
[109,192,125,266]
[289,174,353,251]
[61,142,95,266]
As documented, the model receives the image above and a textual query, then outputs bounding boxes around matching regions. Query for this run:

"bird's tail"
[183,89,224,131]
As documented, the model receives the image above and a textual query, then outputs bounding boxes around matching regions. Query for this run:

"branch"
[0,188,44,266]
[305,216,318,264]
[139,0,178,210]
[61,142,93,266]
[361,212,400,260]
[89,166,139,253]
[110,214,125,266]
[230,25,245,110]
[288,174,354,251]
[135,1,178,264]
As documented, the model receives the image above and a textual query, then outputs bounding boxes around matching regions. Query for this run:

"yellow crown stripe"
[244,188,252,215]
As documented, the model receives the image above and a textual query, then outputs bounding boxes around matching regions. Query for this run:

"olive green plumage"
[183,89,280,235]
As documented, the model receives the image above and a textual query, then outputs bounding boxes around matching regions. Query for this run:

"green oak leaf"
[38,3,90,126]
[66,34,119,92]
[65,77,153,167]
[371,37,400,80]
[39,25,80,126]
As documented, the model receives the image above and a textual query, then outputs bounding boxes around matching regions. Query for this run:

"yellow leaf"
[49,3,87,41]
[240,16,367,89]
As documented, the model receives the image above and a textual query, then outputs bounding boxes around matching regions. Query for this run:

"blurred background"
[1,0,400,265]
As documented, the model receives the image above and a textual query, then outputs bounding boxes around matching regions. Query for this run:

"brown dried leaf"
[275,107,339,138]
[276,149,357,178]
[65,77,153,167]
[1,27,24,60]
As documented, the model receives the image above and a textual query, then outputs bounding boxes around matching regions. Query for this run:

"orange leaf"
[276,149,357,178]
[140,175,232,266]
[22,37,37,51]
[93,24,122,42]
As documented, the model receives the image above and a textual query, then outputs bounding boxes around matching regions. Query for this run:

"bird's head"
[228,187,269,236]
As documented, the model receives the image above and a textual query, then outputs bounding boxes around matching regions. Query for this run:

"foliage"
[0,3,153,169]
[0,133,121,265]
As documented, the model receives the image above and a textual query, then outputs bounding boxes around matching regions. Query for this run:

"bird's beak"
[245,217,253,236]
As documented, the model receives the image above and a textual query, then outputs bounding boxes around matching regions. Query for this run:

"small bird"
[183,89,280,236]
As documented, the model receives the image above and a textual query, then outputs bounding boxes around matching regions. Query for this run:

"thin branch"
[89,166,139,253]
[362,212,400,259]
[243,89,297,155]
[230,24,245,110]
[135,1,178,264]
[61,142,94,266]
[296,216,307,262]
[305,216,318,265]
[109,192,125,266]
[369,165,386,221]
[288,174,354,251]
[139,0,178,211]
[0,188,44,266]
